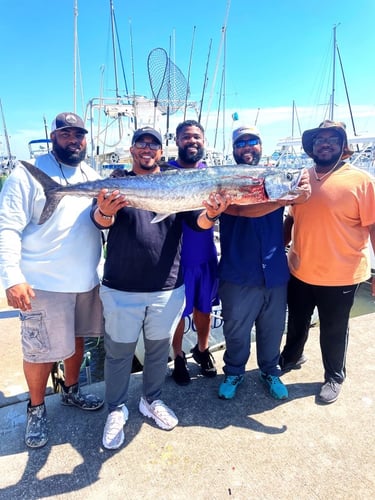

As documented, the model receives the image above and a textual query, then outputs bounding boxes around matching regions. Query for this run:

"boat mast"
[73,0,78,112]
[330,24,358,137]
[329,24,339,121]
[0,99,14,168]
[183,26,196,121]
[204,0,231,131]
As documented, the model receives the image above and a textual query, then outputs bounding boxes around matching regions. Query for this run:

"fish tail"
[20,160,65,224]
[39,192,64,224]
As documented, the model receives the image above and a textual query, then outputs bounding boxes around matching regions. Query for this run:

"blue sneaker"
[218,375,244,400]
[260,372,288,400]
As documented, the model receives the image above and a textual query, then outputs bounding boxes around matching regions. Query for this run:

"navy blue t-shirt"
[218,208,289,288]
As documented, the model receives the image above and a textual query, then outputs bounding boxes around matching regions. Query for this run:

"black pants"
[281,275,358,383]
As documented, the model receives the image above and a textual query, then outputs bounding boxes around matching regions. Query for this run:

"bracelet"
[97,208,113,221]
[205,211,220,223]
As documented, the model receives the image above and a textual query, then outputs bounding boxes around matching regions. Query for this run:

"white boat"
[28,138,53,160]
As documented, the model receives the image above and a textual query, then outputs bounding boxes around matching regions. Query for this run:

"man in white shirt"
[0,112,104,449]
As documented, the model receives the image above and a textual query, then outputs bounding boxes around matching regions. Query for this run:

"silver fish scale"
[20,161,303,223]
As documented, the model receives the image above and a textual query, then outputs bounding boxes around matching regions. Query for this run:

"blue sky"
[1,0,375,158]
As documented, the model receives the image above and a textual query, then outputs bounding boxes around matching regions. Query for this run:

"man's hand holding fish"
[200,192,232,228]
[94,188,231,228]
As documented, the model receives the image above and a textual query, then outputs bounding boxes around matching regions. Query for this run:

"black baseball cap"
[132,127,162,145]
[51,112,88,134]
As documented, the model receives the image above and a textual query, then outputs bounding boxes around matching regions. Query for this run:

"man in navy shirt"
[217,126,309,400]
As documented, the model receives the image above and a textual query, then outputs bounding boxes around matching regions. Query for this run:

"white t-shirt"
[0,153,102,292]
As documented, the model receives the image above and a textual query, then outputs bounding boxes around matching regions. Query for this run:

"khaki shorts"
[20,286,104,363]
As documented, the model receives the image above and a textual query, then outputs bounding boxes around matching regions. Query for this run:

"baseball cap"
[232,125,261,145]
[132,127,163,145]
[51,112,88,134]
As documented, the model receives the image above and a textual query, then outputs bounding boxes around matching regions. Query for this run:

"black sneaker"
[25,402,48,448]
[60,382,104,410]
[191,344,217,377]
[279,354,307,373]
[172,353,191,386]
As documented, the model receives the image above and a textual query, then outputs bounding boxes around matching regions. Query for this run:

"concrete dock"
[0,286,374,499]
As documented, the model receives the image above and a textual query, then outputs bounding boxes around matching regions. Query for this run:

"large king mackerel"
[20,161,303,224]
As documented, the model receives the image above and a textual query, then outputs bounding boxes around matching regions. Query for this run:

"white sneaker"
[102,405,129,450]
[139,397,178,430]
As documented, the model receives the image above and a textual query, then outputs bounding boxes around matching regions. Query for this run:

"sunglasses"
[234,138,260,148]
[134,141,161,150]
[313,137,341,146]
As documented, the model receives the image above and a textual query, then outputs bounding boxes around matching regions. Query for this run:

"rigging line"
[204,0,231,131]
[254,108,260,126]
[222,27,227,158]
[73,0,78,113]
[113,8,130,96]
[129,18,137,128]
[183,25,196,121]
[165,35,172,152]
[214,66,225,149]
[198,39,212,123]
[337,45,358,138]
[295,103,302,137]
[109,0,120,99]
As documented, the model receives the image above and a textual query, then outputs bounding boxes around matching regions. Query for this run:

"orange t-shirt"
[288,164,375,285]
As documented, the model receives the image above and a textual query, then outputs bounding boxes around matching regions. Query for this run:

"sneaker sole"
[25,435,48,448]
[317,395,338,404]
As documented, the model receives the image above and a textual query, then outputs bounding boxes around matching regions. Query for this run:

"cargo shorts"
[20,285,104,363]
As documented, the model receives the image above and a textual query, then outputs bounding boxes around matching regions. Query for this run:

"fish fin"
[21,161,61,190]
[20,160,65,224]
[151,213,171,223]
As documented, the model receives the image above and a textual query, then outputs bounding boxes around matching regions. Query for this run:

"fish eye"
[286,172,293,181]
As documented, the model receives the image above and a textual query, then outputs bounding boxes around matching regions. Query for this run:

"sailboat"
[276,26,375,173]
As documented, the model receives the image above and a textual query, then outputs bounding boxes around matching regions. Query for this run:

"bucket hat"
[302,120,353,160]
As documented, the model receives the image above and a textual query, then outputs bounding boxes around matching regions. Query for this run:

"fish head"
[264,169,303,200]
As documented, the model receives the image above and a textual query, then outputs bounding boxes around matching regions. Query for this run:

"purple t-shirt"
[168,160,217,267]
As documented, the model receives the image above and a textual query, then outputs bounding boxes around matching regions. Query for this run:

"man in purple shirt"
[169,120,219,385]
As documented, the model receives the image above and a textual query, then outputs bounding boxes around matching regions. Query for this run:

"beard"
[233,150,261,166]
[312,150,342,168]
[178,144,205,164]
[139,162,158,171]
[52,138,86,166]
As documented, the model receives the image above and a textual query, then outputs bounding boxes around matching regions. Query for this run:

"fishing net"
[147,47,189,115]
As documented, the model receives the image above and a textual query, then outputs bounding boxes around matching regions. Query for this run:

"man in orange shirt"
[280,120,375,404]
